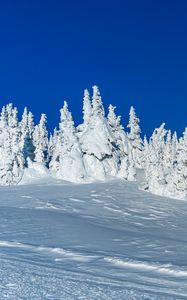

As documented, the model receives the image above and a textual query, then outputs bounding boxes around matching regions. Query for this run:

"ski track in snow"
[0,179,186,299]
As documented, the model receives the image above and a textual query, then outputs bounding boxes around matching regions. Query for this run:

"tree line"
[0,86,185,199]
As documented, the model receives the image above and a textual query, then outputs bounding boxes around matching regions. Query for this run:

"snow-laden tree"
[0,106,8,158]
[48,133,53,163]
[33,114,48,164]
[92,85,105,117]
[83,89,92,126]
[107,104,129,179]
[163,130,173,178]
[142,135,149,169]
[166,128,187,199]
[143,124,167,195]
[20,107,28,136]
[6,103,13,126]
[48,128,58,165]
[171,131,178,165]
[8,105,19,128]
[28,111,35,137]
[20,108,35,163]
[0,105,24,185]
[127,142,136,181]
[127,106,143,169]
[10,126,25,183]
[137,135,150,188]
[0,106,8,129]
[80,87,119,179]
[107,104,122,135]
[50,101,86,182]
[77,89,93,136]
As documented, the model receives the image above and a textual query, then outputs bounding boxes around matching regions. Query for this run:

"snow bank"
[20,159,51,185]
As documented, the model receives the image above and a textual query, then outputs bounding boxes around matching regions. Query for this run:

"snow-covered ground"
[0,179,186,299]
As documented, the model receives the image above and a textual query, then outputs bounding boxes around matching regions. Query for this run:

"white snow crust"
[0,179,186,299]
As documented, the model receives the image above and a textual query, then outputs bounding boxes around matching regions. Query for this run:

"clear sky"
[0,0,187,136]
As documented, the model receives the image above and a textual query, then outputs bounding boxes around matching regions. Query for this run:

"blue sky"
[0,0,187,136]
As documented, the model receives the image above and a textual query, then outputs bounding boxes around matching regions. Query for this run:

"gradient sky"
[0,0,187,136]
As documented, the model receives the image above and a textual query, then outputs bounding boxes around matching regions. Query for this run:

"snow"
[20,160,51,185]
[0,179,186,299]
[1,89,187,200]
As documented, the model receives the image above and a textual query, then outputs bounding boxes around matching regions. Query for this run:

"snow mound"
[20,160,51,185]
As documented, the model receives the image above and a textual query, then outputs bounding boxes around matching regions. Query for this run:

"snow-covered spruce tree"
[77,89,93,136]
[50,101,86,182]
[79,86,119,179]
[166,128,187,199]
[20,108,35,163]
[138,135,151,188]
[83,88,92,125]
[33,114,48,164]
[6,103,13,126]
[143,123,167,195]
[48,133,53,164]
[127,142,136,181]
[171,131,178,166]
[107,104,129,179]
[92,85,105,117]
[127,106,144,169]
[48,127,58,166]
[0,104,24,185]
[20,107,28,136]
[28,111,35,137]
[163,130,173,180]
[0,106,8,129]
[141,135,149,169]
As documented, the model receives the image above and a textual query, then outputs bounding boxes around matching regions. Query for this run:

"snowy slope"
[0,179,187,299]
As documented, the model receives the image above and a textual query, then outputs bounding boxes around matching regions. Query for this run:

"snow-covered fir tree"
[143,124,167,195]
[107,104,121,135]
[20,108,35,163]
[171,131,178,165]
[127,143,136,181]
[77,89,92,136]
[20,107,28,135]
[80,87,119,179]
[107,104,129,179]
[0,104,24,185]
[83,89,92,126]
[48,128,58,165]
[162,130,174,184]
[127,106,143,169]
[167,128,187,199]
[33,114,48,164]
[142,135,149,169]
[92,85,105,117]
[50,101,86,182]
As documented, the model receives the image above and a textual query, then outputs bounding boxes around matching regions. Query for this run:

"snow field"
[0,179,186,299]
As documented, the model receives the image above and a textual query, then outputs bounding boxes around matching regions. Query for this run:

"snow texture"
[0,179,186,299]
